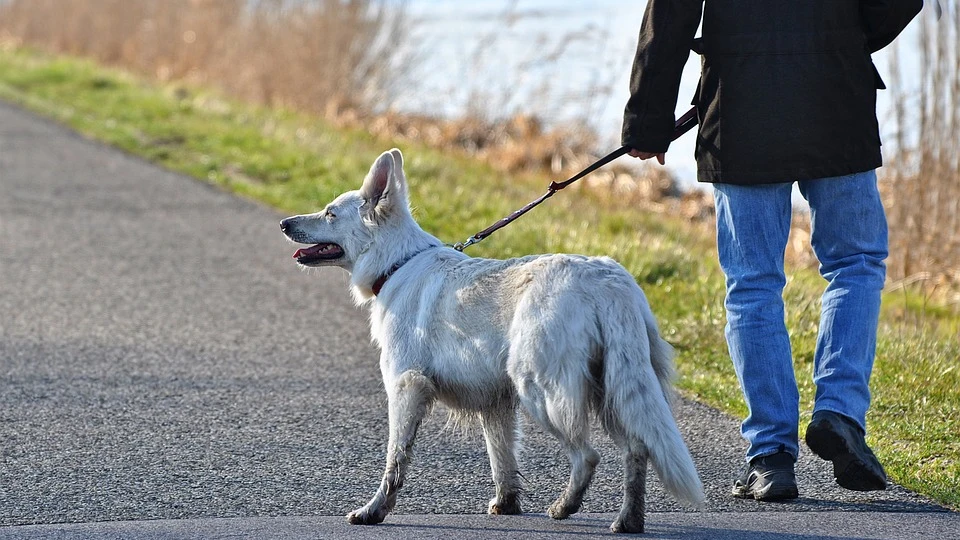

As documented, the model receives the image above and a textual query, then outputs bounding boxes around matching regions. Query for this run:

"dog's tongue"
[293,244,326,259]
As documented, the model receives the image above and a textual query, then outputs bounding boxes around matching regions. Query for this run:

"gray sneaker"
[805,410,887,491]
[732,450,799,501]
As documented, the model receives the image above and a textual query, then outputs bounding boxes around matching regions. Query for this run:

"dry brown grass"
[884,2,960,304]
[0,0,411,116]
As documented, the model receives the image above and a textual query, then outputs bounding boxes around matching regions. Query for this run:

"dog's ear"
[359,150,396,219]
[388,148,409,197]
[389,148,403,171]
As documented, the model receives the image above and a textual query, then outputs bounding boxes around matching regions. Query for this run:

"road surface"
[0,100,954,538]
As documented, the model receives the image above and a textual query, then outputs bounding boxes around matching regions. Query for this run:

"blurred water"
[401,1,925,188]
[396,0,700,183]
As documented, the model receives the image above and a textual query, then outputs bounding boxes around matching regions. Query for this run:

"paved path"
[0,100,955,538]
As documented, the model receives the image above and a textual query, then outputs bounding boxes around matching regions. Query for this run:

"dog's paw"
[488,495,522,515]
[610,515,644,534]
[546,498,577,520]
[346,506,387,526]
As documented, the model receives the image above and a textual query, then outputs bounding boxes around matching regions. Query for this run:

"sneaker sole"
[732,482,799,501]
[732,470,799,501]
[806,422,887,492]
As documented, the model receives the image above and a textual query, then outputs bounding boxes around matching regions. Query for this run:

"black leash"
[453,106,699,252]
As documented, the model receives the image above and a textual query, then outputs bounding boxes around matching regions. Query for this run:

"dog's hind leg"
[546,434,600,520]
[347,370,436,526]
[480,405,522,515]
[611,449,648,534]
[517,379,599,520]
[600,408,649,534]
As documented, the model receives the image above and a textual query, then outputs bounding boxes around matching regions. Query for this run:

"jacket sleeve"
[860,0,924,52]
[621,0,703,153]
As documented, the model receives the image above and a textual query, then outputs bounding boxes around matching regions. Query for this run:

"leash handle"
[454,106,699,252]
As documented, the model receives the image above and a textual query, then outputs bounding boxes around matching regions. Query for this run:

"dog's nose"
[280,218,292,232]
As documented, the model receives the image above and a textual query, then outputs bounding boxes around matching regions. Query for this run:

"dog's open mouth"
[293,243,344,265]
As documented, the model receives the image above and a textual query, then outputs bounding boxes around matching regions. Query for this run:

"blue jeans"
[713,170,888,461]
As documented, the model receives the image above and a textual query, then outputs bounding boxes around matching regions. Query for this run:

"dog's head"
[280,148,410,272]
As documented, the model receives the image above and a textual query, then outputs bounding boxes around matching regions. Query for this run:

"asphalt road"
[0,100,955,538]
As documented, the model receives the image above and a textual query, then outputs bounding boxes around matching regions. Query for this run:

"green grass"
[1,47,957,510]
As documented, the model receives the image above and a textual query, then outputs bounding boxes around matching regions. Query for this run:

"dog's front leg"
[347,370,436,525]
[480,406,522,515]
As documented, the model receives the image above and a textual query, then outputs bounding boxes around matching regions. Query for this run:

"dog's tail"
[601,296,705,508]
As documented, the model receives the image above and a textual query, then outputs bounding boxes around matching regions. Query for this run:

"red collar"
[371,270,395,296]
[370,250,429,296]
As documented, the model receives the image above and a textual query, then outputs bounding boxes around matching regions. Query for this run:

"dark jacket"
[622,0,923,184]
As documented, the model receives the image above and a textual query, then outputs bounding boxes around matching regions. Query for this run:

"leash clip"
[453,236,480,252]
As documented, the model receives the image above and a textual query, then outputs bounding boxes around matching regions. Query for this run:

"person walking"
[622,0,923,500]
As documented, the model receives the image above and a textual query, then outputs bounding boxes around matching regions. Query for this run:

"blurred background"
[0,0,956,297]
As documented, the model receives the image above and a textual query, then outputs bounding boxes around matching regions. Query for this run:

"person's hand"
[627,149,666,165]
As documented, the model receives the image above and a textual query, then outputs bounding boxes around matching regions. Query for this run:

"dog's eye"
[325,210,336,220]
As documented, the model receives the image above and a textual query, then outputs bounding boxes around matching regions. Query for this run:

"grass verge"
[1,46,957,509]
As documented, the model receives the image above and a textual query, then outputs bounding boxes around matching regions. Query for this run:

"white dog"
[280,149,704,533]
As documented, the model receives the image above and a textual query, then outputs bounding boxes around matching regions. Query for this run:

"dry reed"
[0,0,412,117]
[885,1,960,303]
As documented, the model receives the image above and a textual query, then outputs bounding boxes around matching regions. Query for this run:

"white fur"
[281,149,704,533]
